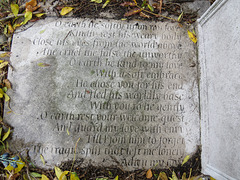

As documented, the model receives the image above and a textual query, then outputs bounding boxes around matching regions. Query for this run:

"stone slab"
[6,18,199,170]
[198,0,240,179]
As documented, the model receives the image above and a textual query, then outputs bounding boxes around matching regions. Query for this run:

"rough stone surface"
[198,0,240,179]
[6,18,199,170]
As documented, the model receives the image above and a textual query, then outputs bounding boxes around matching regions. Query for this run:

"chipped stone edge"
[198,0,228,26]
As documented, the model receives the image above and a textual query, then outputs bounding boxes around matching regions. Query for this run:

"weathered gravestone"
[198,0,240,179]
[6,18,199,169]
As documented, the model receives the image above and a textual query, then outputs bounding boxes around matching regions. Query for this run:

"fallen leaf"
[60,7,74,16]
[140,12,150,18]
[8,23,14,34]
[38,63,50,67]
[0,61,8,69]
[59,171,69,180]
[23,11,32,25]
[41,174,49,180]
[4,159,25,173]
[35,13,45,17]
[0,89,4,98]
[157,172,168,180]
[55,167,67,180]
[102,0,111,8]
[30,172,42,178]
[3,79,11,89]
[178,12,184,22]
[0,52,11,58]
[182,155,190,166]
[159,0,163,13]
[40,154,45,165]
[4,93,10,102]
[172,171,178,180]
[91,0,102,3]
[2,127,11,141]
[124,8,142,17]
[182,172,187,180]
[114,175,119,180]
[146,169,153,179]
[120,2,136,7]
[26,0,39,12]
[67,128,70,135]
[70,172,80,180]
[187,30,197,43]
[147,4,154,12]
[210,177,216,180]
[11,3,19,17]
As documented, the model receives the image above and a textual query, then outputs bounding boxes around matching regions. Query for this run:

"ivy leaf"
[60,7,74,16]
[2,127,11,141]
[11,3,19,17]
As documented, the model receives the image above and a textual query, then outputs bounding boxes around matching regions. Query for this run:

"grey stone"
[6,18,199,170]
[198,0,240,179]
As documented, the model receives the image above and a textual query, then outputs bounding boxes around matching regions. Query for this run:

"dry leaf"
[159,0,163,13]
[26,0,39,12]
[60,7,74,16]
[0,52,11,58]
[157,172,168,180]
[3,79,11,89]
[0,61,9,69]
[7,23,14,34]
[182,172,187,180]
[140,12,150,18]
[120,2,136,6]
[124,8,142,17]
[187,30,197,43]
[146,169,153,179]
